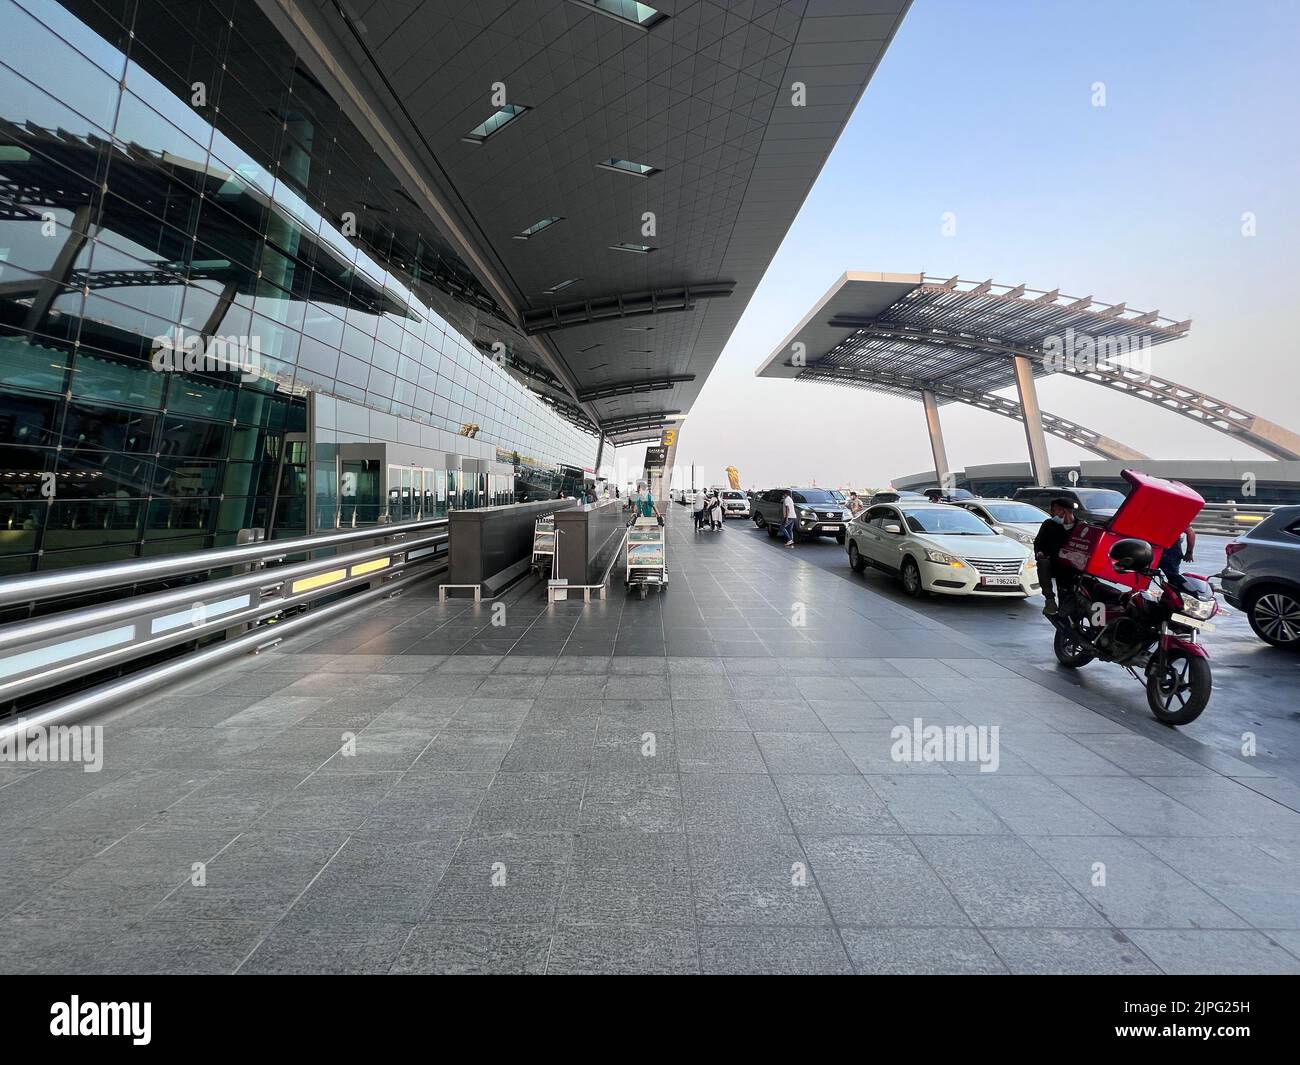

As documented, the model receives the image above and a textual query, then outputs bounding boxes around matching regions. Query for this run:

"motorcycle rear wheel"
[1146,651,1211,726]
[1053,627,1095,668]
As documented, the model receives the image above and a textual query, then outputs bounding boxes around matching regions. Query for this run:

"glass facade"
[0,0,596,575]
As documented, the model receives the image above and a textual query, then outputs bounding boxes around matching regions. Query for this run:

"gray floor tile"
[841,927,1007,974]
[391,920,552,974]
[689,834,831,926]
[802,835,971,927]
[985,929,1160,974]
[699,926,851,974]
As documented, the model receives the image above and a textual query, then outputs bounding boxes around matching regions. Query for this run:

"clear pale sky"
[617,0,1300,491]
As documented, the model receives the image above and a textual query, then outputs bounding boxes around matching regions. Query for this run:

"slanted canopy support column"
[1012,355,1053,486]
[920,389,951,491]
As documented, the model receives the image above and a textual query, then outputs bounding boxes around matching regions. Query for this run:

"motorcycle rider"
[1158,523,1197,592]
[1034,498,1081,616]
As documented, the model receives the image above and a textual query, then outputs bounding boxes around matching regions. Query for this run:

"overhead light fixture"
[625,325,654,331]
[596,157,658,178]
[463,103,529,144]
[514,215,563,240]
[610,242,655,254]
[570,0,668,29]
[544,278,582,294]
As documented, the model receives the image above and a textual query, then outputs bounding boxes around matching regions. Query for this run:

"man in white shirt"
[781,490,797,547]
[691,490,707,531]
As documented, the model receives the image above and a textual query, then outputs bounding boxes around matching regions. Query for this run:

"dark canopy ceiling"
[278,0,911,442]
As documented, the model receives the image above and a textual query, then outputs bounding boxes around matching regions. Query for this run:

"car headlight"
[924,549,966,567]
[1180,593,1215,619]
[1006,529,1034,545]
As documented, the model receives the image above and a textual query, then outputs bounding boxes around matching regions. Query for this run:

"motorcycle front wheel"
[1146,650,1211,726]
[1053,627,1095,668]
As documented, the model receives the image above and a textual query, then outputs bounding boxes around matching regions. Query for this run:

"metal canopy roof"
[757,272,1191,400]
[279,0,912,438]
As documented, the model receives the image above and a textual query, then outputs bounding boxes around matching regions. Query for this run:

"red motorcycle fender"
[1162,633,1209,659]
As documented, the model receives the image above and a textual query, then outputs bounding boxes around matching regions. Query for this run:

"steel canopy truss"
[520,284,735,336]
[797,368,1148,461]
[835,319,1300,461]
[578,375,696,403]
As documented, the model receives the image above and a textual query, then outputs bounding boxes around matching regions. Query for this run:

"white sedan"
[846,502,1040,598]
[953,498,1050,549]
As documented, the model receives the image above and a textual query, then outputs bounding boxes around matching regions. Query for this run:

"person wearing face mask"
[1033,498,1081,616]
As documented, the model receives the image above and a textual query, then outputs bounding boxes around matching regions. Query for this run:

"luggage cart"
[625,516,667,599]
[532,514,556,578]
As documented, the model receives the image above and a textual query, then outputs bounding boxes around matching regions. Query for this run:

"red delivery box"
[1058,470,1204,590]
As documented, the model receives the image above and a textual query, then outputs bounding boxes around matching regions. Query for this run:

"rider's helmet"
[1108,537,1154,574]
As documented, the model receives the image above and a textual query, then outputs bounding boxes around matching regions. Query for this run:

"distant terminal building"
[893,460,1300,506]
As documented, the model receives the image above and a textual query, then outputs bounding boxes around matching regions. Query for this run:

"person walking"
[780,489,798,548]
[847,491,865,517]
[635,482,659,521]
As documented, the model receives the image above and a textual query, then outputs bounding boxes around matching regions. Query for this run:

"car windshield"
[983,502,1049,523]
[721,491,744,499]
[902,508,996,535]
[1075,489,1126,510]
[829,490,847,502]
[793,490,838,504]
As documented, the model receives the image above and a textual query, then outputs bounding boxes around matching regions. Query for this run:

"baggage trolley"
[532,513,557,578]
[625,516,667,599]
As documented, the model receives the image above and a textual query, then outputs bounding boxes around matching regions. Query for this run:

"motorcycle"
[1049,537,1219,726]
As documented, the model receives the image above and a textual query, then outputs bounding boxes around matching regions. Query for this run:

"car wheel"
[901,557,925,597]
[754,513,766,529]
[849,541,866,573]
[1247,588,1300,648]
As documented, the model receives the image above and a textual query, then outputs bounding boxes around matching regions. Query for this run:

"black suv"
[752,488,851,543]
[1011,485,1127,523]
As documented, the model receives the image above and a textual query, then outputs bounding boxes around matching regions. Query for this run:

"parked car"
[869,489,926,504]
[1011,485,1126,523]
[752,488,851,543]
[718,489,750,518]
[845,502,1039,598]
[952,498,1050,548]
[1220,504,1300,648]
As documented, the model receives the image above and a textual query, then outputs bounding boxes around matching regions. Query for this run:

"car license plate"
[980,575,1020,587]
[823,523,842,531]
[1172,613,1215,631]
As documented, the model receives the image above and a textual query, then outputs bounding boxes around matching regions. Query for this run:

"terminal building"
[1,0,909,575]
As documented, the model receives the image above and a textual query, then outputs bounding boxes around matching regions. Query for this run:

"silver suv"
[1220,505,1300,648]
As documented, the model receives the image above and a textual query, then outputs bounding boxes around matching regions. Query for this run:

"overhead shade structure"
[266,0,914,442]
[758,271,1300,472]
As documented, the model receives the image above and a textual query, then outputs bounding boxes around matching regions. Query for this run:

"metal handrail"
[0,517,452,720]
[0,517,449,608]
[0,567,432,744]
[0,530,448,703]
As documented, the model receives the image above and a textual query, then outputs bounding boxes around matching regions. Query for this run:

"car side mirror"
[883,523,903,535]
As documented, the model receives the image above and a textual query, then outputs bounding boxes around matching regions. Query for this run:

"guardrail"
[1190,503,1276,537]
[0,517,449,738]
[547,525,629,603]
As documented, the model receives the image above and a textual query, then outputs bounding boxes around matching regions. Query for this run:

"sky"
[617,0,1300,491]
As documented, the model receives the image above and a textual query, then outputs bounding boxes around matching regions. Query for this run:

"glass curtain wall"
[0,0,597,574]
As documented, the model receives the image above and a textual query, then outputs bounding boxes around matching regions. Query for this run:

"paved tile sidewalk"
[2,515,1298,974]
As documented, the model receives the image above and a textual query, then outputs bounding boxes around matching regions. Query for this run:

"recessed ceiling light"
[514,215,563,240]
[596,158,658,178]
[610,242,655,254]
[625,325,654,331]
[543,278,581,294]
[570,0,668,29]
[463,103,529,144]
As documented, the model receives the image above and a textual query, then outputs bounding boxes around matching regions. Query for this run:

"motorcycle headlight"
[924,549,966,567]
[1180,593,1215,620]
